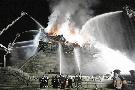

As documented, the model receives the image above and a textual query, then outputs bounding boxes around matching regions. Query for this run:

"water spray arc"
[74,47,81,73]
[29,15,44,29]
[58,42,62,75]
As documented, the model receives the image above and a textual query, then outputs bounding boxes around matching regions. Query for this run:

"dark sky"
[0,0,50,46]
[0,0,134,30]
[0,0,134,46]
[0,0,50,30]
[93,0,135,15]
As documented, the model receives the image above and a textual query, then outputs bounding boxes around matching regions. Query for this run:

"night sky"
[0,0,50,30]
[0,0,134,46]
[0,0,134,29]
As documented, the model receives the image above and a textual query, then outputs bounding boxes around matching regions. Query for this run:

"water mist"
[74,47,81,73]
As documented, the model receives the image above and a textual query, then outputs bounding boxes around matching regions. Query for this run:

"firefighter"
[64,75,69,88]
[53,75,59,88]
[51,76,55,88]
[39,75,49,88]
[60,75,66,89]
[113,69,123,90]
[122,79,128,90]
[113,76,123,90]
[68,77,73,88]
[44,75,49,88]
[39,76,44,88]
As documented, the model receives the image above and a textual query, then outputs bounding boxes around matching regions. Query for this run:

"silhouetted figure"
[121,79,128,90]
[113,77,122,90]
[53,75,59,88]
[44,76,49,87]
[78,75,82,87]
[68,77,73,88]
[39,76,43,88]
[39,75,49,88]
[129,70,135,82]
[74,75,78,88]
[60,76,66,89]
[113,69,123,90]
[51,76,55,88]
[64,75,69,89]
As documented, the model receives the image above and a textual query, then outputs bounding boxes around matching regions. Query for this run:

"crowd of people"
[38,73,130,90]
[39,74,82,89]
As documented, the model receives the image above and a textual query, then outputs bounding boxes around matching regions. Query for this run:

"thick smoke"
[45,0,135,75]
[47,0,99,30]
[46,0,100,74]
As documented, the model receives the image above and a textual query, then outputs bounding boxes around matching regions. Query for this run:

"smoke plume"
[46,0,99,31]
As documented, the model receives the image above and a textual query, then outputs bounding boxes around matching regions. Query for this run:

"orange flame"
[47,21,84,46]
[48,24,61,36]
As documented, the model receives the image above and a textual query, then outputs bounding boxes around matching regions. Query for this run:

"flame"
[48,24,61,36]
[47,20,84,46]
